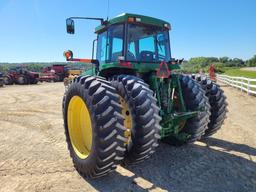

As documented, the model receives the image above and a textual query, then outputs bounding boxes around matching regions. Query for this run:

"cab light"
[128,17,135,22]
[164,23,171,30]
[135,17,141,22]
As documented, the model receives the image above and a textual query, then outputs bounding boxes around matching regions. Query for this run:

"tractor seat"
[140,51,154,62]
[111,52,122,61]
[112,51,136,61]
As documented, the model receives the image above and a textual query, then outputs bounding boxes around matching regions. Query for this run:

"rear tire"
[54,75,61,82]
[31,78,38,84]
[167,75,211,145]
[111,75,161,164]
[192,75,228,137]
[63,75,126,178]
[16,75,28,85]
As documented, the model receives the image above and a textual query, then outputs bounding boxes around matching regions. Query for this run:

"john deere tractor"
[63,13,227,178]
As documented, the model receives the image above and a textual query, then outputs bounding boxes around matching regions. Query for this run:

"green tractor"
[63,13,227,178]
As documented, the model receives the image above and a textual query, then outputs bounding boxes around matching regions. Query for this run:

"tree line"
[181,55,256,73]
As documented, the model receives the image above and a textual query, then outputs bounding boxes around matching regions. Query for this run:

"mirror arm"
[67,17,105,24]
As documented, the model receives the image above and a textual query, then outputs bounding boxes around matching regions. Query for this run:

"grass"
[224,68,256,79]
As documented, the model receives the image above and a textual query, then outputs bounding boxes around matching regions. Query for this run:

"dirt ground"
[0,82,255,192]
[241,67,256,71]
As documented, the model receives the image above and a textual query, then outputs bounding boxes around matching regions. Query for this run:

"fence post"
[232,77,235,88]
[237,78,239,90]
[241,79,243,92]
[247,80,250,95]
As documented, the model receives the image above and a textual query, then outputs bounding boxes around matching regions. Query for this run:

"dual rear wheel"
[63,75,160,178]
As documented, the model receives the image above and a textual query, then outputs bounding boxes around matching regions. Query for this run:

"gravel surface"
[0,82,255,192]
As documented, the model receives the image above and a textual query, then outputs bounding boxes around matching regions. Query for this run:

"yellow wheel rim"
[68,96,93,159]
[119,96,132,144]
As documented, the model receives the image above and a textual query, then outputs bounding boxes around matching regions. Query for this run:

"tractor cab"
[64,13,181,77]
[95,14,171,63]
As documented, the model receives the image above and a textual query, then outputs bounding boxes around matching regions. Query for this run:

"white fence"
[217,74,256,95]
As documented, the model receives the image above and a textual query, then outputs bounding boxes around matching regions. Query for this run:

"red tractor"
[3,66,39,85]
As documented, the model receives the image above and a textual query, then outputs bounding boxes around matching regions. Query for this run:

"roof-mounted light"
[128,17,141,23]
[135,17,141,22]
[128,17,135,22]
[164,23,171,30]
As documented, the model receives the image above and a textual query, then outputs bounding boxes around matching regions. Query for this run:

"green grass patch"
[224,68,256,79]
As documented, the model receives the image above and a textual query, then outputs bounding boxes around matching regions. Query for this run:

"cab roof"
[95,13,171,33]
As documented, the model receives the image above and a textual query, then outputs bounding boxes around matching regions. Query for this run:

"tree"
[219,57,229,63]
[246,55,256,67]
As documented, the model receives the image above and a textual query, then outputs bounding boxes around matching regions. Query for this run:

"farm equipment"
[63,13,228,178]
[41,64,68,82]
[66,69,83,78]
[63,69,83,86]
[39,72,58,82]
[0,73,4,87]
[3,66,39,85]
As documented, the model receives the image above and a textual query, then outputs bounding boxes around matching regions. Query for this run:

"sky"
[0,0,255,63]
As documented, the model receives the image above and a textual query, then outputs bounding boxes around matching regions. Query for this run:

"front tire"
[16,75,28,85]
[3,75,13,85]
[63,75,126,178]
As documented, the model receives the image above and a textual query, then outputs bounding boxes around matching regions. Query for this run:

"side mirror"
[66,18,75,34]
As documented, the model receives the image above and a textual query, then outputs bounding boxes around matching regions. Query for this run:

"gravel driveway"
[0,82,255,192]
